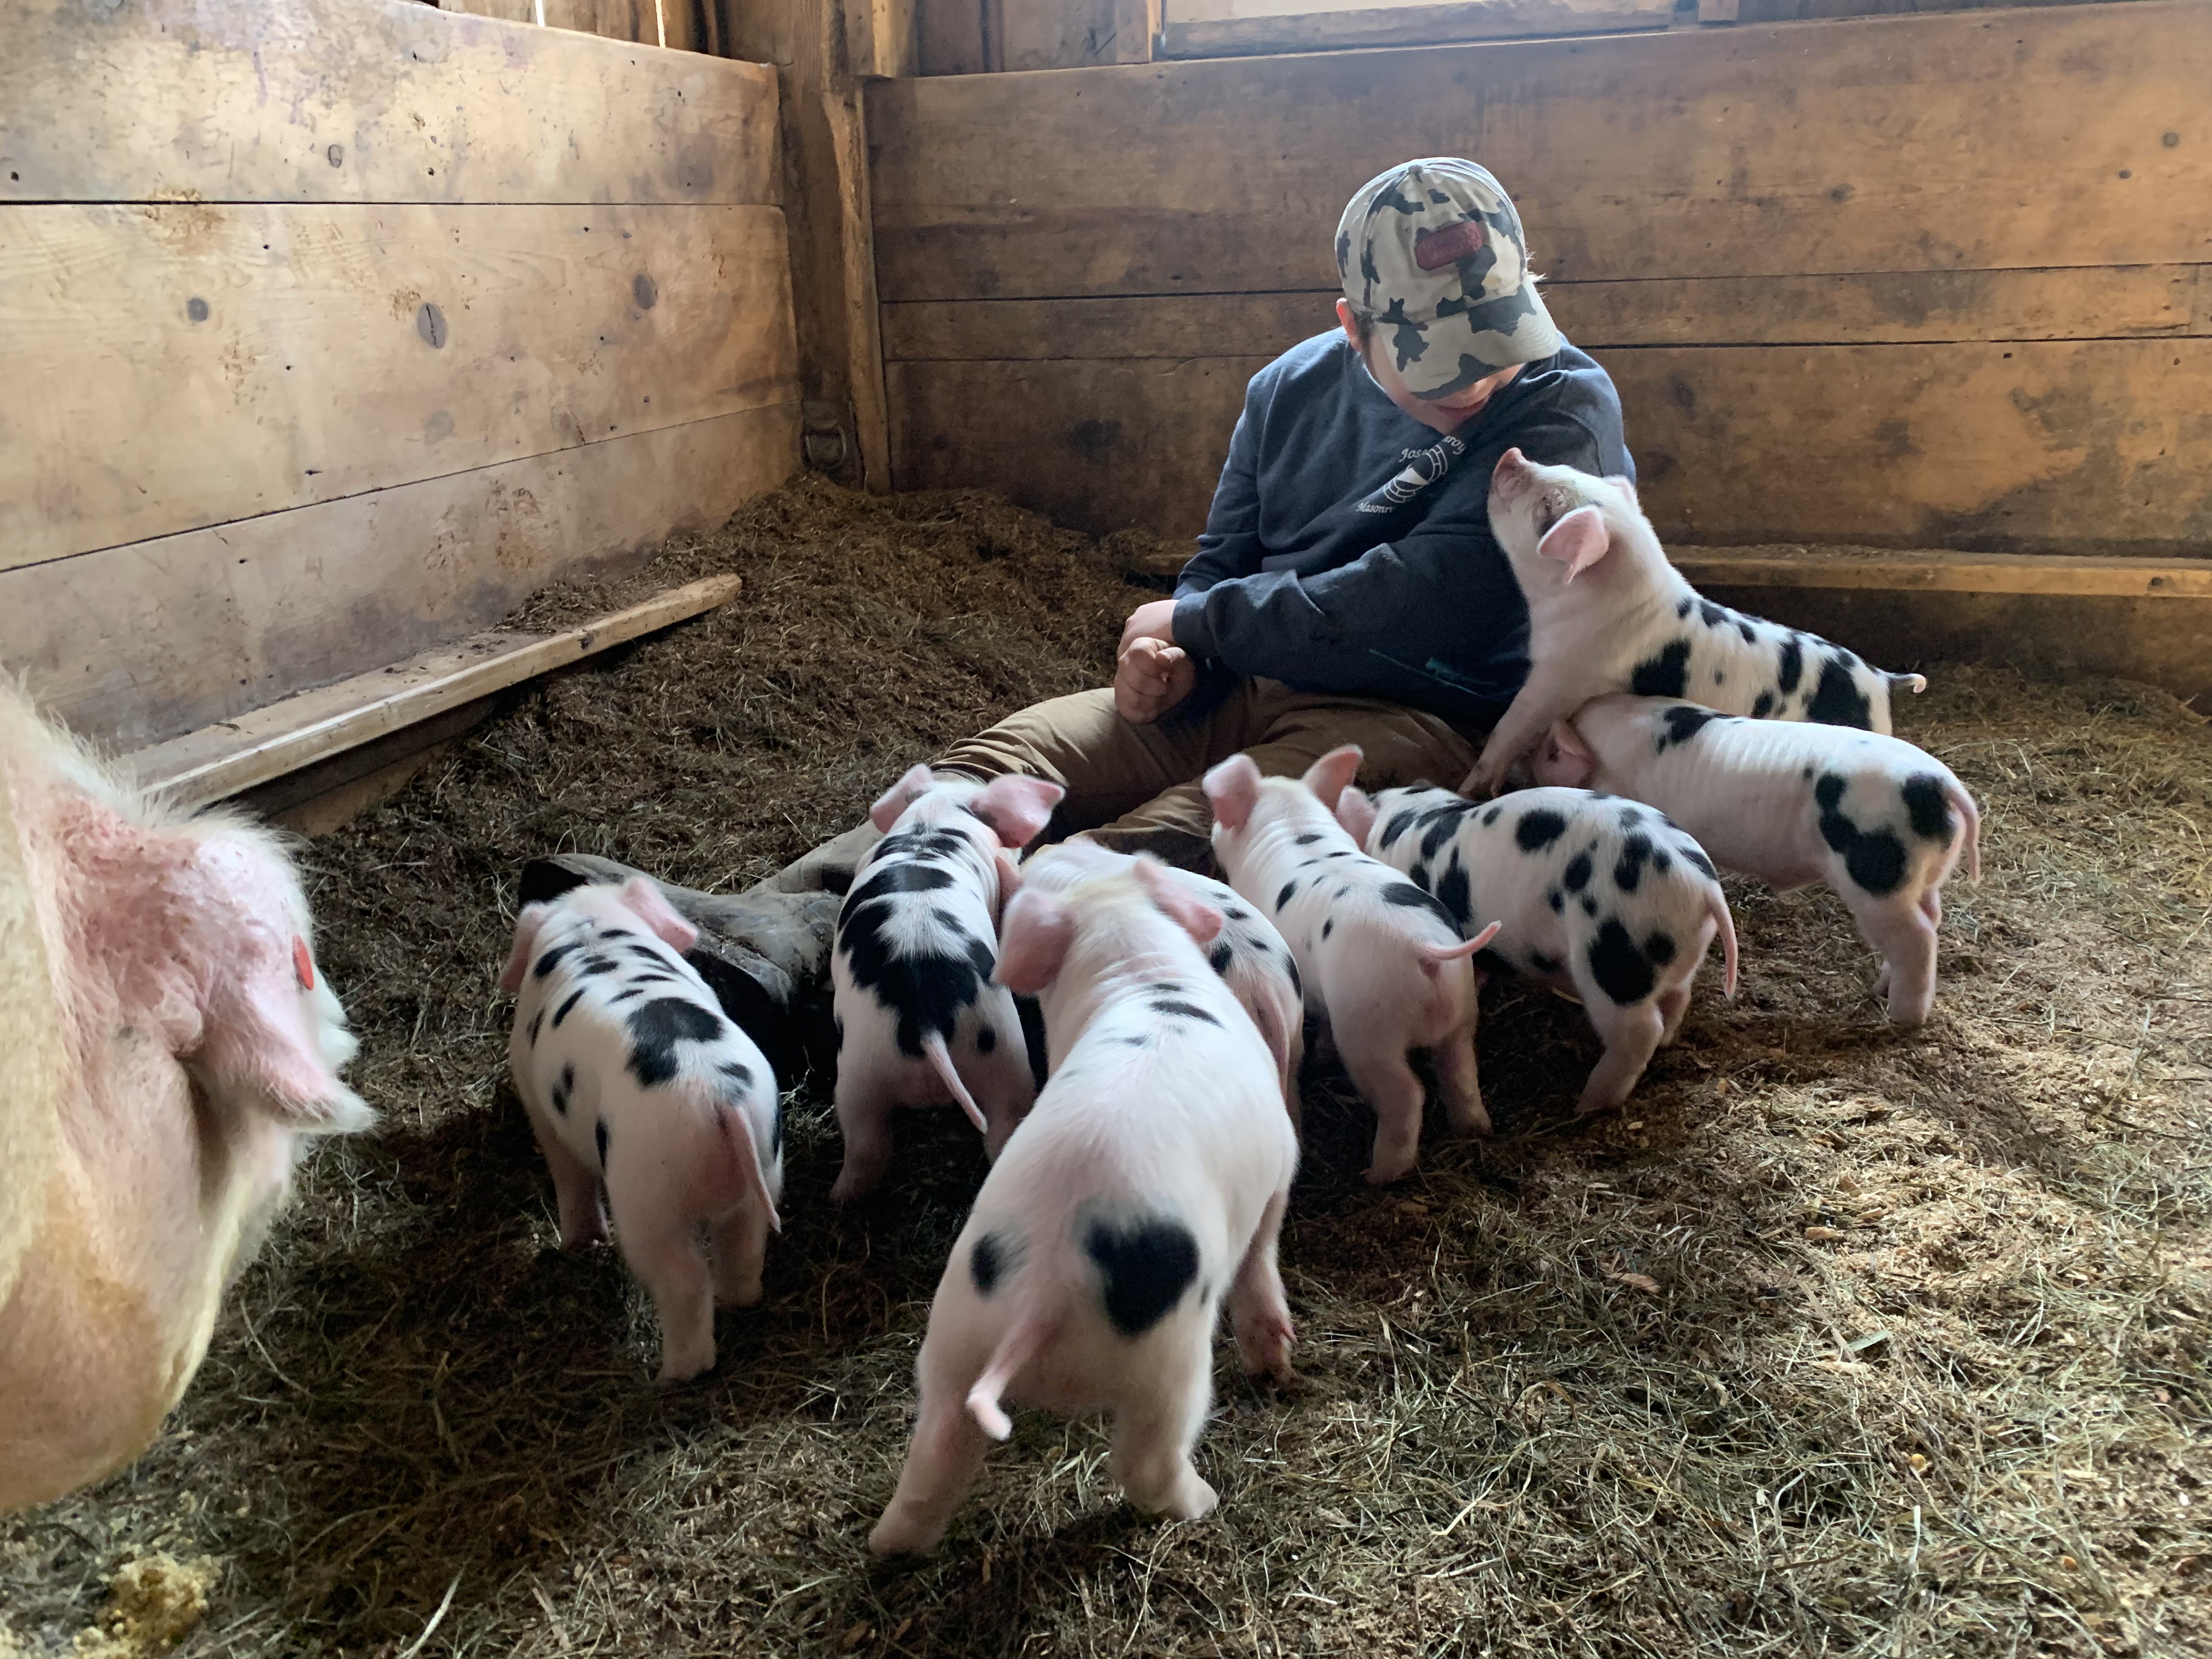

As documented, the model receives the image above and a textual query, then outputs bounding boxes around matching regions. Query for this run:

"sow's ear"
[1201,754,1262,832]
[615,876,699,955]
[1300,744,1364,813]
[1537,504,1611,583]
[1533,721,1596,788]
[1334,784,1379,847]
[498,901,554,994]
[971,773,1066,851]
[868,764,936,832]
[993,888,1074,995]
[1130,855,1223,945]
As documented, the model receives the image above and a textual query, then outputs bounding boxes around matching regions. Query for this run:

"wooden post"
[731,0,894,491]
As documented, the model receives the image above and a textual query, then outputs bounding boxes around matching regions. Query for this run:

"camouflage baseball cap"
[1335,158,1562,399]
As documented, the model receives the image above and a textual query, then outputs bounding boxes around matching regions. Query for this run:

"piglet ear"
[971,773,1065,851]
[498,901,552,994]
[991,848,1023,925]
[1533,721,1596,788]
[1537,505,1610,583]
[868,764,936,832]
[1130,854,1222,945]
[1334,785,1379,847]
[1604,473,1638,506]
[993,888,1074,995]
[1300,745,1364,812]
[1201,754,1261,832]
[614,876,699,955]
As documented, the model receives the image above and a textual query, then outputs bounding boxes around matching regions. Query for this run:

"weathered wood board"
[4,405,800,748]
[0,0,777,206]
[1001,0,1159,68]
[870,3,2211,302]
[4,203,797,568]
[1159,0,1669,58]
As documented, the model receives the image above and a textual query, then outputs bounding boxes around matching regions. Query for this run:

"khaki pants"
[766,679,1494,896]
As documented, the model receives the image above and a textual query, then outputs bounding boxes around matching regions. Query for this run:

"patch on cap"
[1414,221,1486,272]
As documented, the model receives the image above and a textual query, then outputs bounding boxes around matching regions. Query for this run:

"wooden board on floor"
[4,203,796,571]
[3,404,800,749]
[130,576,742,810]
[1,0,778,206]
[869,1,2211,303]
[881,266,2212,362]
[1160,0,1668,57]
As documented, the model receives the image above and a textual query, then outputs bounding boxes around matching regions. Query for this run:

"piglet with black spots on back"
[499,877,782,1385]
[1463,450,1927,794]
[868,856,1298,1558]
[1204,746,1500,1185]
[829,765,1066,1200]
[1536,695,1981,1025]
[1338,783,1736,1116]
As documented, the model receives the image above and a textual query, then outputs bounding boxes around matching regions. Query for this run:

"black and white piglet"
[1536,695,1980,1025]
[499,877,782,1385]
[1464,450,1926,793]
[1338,784,1737,1116]
[829,764,1065,1200]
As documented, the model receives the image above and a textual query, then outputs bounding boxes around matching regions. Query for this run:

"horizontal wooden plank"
[3,202,797,571]
[881,266,2212,360]
[130,576,742,810]
[887,336,2212,554]
[1,0,777,206]
[1160,0,1669,57]
[868,1,2211,302]
[2,404,800,749]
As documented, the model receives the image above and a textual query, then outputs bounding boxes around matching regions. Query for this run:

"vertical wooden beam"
[731,0,893,489]
[915,0,993,73]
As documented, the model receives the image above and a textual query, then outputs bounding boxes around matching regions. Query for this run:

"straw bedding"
[3,479,2208,1658]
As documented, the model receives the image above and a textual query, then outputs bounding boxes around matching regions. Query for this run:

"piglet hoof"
[655,1344,717,1388]
[1363,1154,1417,1187]
[1444,1099,1493,1137]
[1234,1312,1296,1383]
[714,1278,764,1310]
[867,1517,941,1560]
[1161,1474,1220,1523]
[828,1170,874,1205]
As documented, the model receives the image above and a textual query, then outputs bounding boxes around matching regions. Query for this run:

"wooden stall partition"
[1,0,800,750]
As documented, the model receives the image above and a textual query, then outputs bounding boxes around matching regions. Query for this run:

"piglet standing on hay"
[500,877,782,1385]
[1017,837,1306,1115]
[1462,450,1927,794]
[0,683,370,1512]
[1338,782,1737,1116]
[828,765,1064,1200]
[1204,746,1499,1184]
[1534,696,1982,1025]
[868,856,1297,1558]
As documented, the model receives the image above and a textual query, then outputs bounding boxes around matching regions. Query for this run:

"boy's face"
[1337,298,1522,436]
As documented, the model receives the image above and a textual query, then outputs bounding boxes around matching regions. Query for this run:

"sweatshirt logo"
[1356,433,1465,515]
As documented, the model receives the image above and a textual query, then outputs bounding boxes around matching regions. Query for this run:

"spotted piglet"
[1018,838,1306,1115]
[1338,784,1737,1116]
[868,856,1298,1558]
[1536,696,1980,1026]
[830,765,1065,1200]
[500,877,782,1385]
[1465,450,1926,793]
[1204,747,1499,1185]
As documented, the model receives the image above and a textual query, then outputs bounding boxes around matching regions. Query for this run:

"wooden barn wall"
[0,0,801,750]
[870,1,2212,557]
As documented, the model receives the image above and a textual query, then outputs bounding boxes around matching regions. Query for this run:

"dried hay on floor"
[3,479,2209,1658]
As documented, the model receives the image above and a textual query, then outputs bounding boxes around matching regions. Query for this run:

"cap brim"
[1401,285,1563,399]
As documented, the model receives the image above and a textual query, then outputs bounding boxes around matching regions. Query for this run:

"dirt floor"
[4,479,2210,1658]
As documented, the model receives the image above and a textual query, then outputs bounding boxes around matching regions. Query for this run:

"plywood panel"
[3,203,796,570]
[1,0,777,206]
[881,267,2212,360]
[2,405,801,749]
[870,1,2211,302]
[888,339,2212,554]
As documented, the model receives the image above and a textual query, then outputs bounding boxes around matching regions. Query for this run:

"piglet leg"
[613,1188,719,1384]
[830,1069,897,1203]
[526,1105,606,1248]
[1228,1189,1295,1383]
[1110,1330,1219,1522]
[1430,1027,1492,1137]
[871,1386,994,1558]
[1465,667,1588,795]
[1575,1003,1664,1117]
[709,1199,770,1308]
[1855,896,1939,1028]
[1336,1031,1427,1184]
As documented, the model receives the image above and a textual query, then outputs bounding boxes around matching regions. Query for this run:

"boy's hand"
[1117,599,1180,655]
[1116,637,1197,724]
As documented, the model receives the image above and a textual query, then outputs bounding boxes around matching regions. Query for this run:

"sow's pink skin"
[0,683,369,1512]
[499,877,782,1385]
[1203,746,1499,1184]
[827,766,1065,1201]
[1464,450,1926,795]
[1536,695,1981,1026]
[1338,782,1736,1116]
[868,857,1298,1559]
[1018,837,1307,1118]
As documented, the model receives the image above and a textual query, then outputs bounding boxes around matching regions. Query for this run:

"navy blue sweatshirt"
[1170,329,1633,730]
